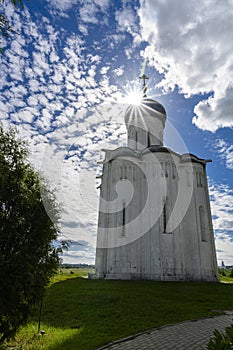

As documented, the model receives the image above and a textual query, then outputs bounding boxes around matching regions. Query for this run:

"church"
[94,77,218,282]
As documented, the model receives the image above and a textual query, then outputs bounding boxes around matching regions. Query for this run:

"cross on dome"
[140,73,149,98]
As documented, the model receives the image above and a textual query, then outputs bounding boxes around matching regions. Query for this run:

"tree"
[0,0,24,52]
[0,124,61,343]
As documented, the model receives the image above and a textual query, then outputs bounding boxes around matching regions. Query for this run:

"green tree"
[0,0,24,52]
[0,125,61,343]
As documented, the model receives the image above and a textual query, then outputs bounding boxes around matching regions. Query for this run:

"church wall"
[95,148,218,281]
[126,113,165,149]
[192,164,218,280]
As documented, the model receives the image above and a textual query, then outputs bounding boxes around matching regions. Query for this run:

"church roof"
[125,97,166,127]
[140,98,166,115]
[99,146,211,167]
[143,145,174,154]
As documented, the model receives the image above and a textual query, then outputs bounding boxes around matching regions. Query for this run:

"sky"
[0,0,233,266]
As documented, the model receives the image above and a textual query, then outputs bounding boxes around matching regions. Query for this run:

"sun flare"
[125,90,142,105]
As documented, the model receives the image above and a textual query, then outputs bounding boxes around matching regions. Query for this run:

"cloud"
[48,0,77,12]
[115,6,137,34]
[209,182,233,233]
[215,234,233,266]
[0,1,128,264]
[138,0,233,132]
[45,0,78,17]
[75,0,110,34]
[209,181,233,265]
[193,86,233,132]
[212,139,233,170]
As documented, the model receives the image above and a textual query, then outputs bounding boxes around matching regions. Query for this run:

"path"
[97,311,233,350]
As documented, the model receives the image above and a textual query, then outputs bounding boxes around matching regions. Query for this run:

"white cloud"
[48,0,76,11]
[45,0,78,17]
[115,6,137,33]
[113,66,124,77]
[209,182,233,232]
[212,139,233,170]
[138,0,233,131]
[100,66,110,75]
[209,182,233,265]
[115,4,141,57]
[215,234,233,267]
[75,0,110,34]
[0,2,126,264]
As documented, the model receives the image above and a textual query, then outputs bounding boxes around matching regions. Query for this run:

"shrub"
[206,325,233,349]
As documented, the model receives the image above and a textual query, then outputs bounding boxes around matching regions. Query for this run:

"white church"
[94,77,219,282]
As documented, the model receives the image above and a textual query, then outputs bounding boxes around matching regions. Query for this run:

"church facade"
[94,96,218,282]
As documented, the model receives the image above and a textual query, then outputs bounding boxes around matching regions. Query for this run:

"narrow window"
[122,165,126,179]
[200,172,203,187]
[123,206,126,226]
[122,202,126,237]
[120,166,123,180]
[161,162,164,177]
[186,170,191,187]
[165,162,168,177]
[196,172,200,187]
[163,204,167,233]
[147,132,150,147]
[199,205,207,242]
[133,166,136,181]
[172,164,176,179]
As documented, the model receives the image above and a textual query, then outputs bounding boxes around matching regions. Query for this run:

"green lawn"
[3,270,233,350]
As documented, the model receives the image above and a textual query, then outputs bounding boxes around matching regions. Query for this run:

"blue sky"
[1,0,233,265]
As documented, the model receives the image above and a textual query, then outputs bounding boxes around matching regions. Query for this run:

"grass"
[2,270,233,350]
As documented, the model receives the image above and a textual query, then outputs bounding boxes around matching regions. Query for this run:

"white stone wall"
[125,105,166,149]
[95,149,218,281]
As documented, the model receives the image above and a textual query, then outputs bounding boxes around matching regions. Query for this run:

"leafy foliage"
[206,325,233,349]
[0,0,24,52]
[218,268,226,277]
[0,125,60,343]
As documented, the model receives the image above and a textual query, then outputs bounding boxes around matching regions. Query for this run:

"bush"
[206,325,233,349]
[218,268,226,277]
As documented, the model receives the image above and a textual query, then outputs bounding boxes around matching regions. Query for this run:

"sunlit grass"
[1,323,81,350]
[2,270,233,350]
[50,268,94,284]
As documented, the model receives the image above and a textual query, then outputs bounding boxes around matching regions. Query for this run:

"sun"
[125,90,143,105]
[119,84,143,106]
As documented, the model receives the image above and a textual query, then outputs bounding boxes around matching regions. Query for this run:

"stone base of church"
[90,271,219,282]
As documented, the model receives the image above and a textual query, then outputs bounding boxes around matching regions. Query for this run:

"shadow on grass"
[30,277,233,350]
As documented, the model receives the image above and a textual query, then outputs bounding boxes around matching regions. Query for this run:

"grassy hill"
[2,269,233,350]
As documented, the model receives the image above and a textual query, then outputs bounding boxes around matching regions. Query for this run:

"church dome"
[125,98,166,124]
[140,98,166,115]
